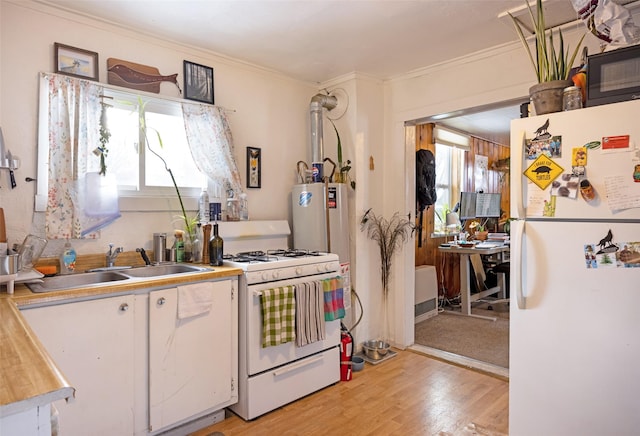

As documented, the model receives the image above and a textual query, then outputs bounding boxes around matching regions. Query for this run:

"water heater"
[291,183,349,263]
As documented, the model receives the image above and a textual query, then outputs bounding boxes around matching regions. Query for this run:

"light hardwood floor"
[192,349,508,435]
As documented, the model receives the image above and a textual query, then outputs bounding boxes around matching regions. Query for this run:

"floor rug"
[414,303,509,368]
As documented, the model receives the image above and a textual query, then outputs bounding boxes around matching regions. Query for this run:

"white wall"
[0,0,317,258]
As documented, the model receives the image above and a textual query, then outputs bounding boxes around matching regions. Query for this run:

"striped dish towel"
[322,277,345,321]
[295,281,326,347]
[261,285,296,348]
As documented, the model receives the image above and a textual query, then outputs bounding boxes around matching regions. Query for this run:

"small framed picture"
[247,147,261,189]
[54,42,99,81]
[183,60,214,104]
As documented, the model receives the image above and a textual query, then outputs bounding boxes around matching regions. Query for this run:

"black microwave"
[586,44,640,107]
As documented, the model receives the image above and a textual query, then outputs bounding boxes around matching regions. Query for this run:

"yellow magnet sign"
[524,154,564,190]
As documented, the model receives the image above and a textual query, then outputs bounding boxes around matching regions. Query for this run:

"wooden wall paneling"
[415,123,436,268]
[465,137,511,229]
[414,123,460,299]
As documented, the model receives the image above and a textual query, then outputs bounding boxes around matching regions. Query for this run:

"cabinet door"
[148,279,235,432]
[21,295,136,435]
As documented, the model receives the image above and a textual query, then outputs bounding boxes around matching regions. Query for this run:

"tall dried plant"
[360,208,415,297]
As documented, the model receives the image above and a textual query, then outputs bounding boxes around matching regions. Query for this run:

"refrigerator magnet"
[602,135,630,150]
[572,147,587,166]
[524,155,564,190]
[579,179,597,202]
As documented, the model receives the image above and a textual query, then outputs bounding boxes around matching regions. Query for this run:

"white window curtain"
[181,102,243,197]
[39,72,121,239]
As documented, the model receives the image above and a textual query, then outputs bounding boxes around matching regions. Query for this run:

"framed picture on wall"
[54,43,99,81]
[183,60,214,104]
[247,147,261,188]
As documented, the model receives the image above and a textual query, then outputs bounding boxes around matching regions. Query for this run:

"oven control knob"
[295,267,303,275]
[261,272,270,281]
[271,270,280,280]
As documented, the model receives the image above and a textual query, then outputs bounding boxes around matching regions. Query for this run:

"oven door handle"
[272,355,324,377]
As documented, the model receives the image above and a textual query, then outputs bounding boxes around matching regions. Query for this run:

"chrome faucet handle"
[106,244,124,267]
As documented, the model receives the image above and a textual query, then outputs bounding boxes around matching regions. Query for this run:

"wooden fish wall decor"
[107,58,181,94]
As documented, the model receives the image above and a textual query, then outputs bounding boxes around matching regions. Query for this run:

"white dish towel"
[177,282,213,319]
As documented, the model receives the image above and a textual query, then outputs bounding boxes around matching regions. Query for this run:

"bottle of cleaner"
[175,230,185,263]
[199,189,210,224]
[59,240,77,274]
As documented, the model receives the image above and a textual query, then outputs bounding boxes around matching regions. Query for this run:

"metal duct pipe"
[309,94,337,164]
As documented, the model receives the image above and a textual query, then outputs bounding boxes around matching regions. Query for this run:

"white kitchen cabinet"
[148,279,238,433]
[21,294,136,436]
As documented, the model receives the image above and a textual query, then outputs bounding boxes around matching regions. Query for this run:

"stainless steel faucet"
[106,243,123,268]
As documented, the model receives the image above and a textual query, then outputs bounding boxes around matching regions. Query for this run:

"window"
[434,143,465,228]
[432,125,469,230]
[37,72,241,238]
[106,90,205,206]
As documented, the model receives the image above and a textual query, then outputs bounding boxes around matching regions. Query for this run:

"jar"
[563,86,582,111]
[226,198,239,221]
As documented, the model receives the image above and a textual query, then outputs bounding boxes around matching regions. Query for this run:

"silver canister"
[153,233,167,263]
[0,249,19,275]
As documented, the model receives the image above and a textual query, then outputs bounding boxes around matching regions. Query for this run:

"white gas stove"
[219,221,342,421]
[223,249,340,285]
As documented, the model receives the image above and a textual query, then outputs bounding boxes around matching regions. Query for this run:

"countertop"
[0,265,242,418]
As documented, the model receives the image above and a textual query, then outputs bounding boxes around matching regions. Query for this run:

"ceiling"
[38,0,638,143]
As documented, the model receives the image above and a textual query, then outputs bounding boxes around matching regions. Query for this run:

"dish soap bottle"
[59,240,77,274]
[175,230,185,263]
[209,223,224,266]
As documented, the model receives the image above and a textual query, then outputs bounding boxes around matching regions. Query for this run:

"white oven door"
[246,272,341,376]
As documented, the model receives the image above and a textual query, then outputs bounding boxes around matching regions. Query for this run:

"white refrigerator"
[510,99,640,436]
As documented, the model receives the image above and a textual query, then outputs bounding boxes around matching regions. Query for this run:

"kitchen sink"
[122,264,209,278]
[25,264,211,293]
[26,271,130,293]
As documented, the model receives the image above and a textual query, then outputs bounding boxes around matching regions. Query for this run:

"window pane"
[434,143,451,220]
[107,106,140,190]
[145,111,202,189]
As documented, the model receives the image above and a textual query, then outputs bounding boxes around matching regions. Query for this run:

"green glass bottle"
[209,223,224,266]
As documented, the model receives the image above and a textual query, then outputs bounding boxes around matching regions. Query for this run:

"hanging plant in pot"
[509,0,586,115]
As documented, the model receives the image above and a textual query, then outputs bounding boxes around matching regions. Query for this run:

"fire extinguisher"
[340,328,354,381]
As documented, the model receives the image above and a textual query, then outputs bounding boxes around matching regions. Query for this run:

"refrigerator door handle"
[513,219,526,309]
[515,131,526,219]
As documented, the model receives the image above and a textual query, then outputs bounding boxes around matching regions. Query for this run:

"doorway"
[408,98,523,375]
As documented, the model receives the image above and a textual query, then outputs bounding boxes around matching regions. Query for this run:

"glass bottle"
[192,223,203,263]
[239,193,249,220]
[209,223,224,266]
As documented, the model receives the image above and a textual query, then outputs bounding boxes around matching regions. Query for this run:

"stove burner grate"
[267,248,322,257]
[225,251,278,263]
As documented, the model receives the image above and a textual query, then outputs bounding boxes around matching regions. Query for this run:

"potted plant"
[360,209,415,355]
[509,0,586,114]
[328,119,355,189]
[138,98,199,260]
[473,222,489,241]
